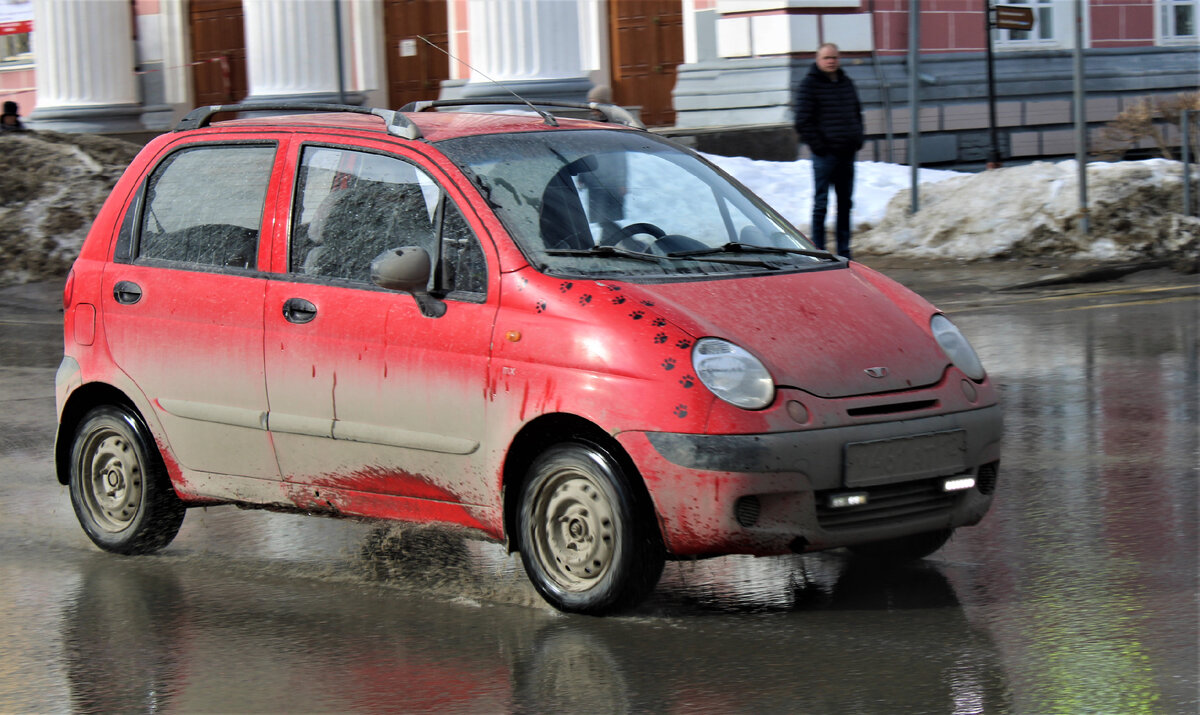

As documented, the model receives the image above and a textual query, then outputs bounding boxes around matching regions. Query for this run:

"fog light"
[943,476,976,492]
[828,492,869,509]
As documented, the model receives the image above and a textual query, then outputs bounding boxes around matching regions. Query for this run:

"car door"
[101,139,280,479]
[263,141,498,510]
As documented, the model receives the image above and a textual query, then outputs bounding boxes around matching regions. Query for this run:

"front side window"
[137,144,275,269]
[436,129,830,280]
[290,145,486,296]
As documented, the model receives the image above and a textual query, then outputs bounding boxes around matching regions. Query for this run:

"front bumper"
[618,404,1003,557]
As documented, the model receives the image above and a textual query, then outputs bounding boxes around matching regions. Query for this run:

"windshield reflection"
[436,130,827,278]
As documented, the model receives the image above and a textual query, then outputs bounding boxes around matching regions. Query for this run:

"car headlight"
[692,338,775,410]
[931,314,986,381]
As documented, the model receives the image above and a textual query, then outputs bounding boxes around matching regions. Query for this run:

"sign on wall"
[0,0,32,35]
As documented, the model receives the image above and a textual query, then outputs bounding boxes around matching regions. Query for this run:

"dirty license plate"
[844,430,967,487]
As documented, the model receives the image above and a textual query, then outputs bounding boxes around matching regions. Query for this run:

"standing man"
[792,43,864,259]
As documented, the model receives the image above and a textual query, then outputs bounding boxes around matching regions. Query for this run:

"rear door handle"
[113,280,142,304]
[282,297,317,324]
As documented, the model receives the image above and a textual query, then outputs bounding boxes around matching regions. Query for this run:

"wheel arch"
[501,413,659,554]
[55,383,144,485]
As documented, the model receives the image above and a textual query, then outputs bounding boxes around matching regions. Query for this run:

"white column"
[454,0,591,101]
[29,0,143,132]
[243,0,359,104]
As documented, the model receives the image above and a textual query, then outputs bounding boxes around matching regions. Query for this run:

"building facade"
[0,0,1196,166]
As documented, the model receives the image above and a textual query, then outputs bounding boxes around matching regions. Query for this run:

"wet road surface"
[1,267,1196,713]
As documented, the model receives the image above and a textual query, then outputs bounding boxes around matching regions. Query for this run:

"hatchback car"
[57,100,1001,615]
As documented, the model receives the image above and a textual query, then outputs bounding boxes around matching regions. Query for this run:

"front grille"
[816,478,956,531]
[847,400,939,417]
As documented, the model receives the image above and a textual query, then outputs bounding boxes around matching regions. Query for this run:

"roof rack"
[174,103,422,140]
[399,98,646,130]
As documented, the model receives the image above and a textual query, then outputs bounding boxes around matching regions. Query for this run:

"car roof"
[195,108,637,143]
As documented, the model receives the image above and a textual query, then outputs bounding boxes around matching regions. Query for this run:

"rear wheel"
[848,528,953,563]
[69,406,185,555]
[518,443,664,615]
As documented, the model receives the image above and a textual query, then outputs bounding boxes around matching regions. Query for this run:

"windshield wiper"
[545,244,781,270]
[667,242,836,260]
[545,245,665,263]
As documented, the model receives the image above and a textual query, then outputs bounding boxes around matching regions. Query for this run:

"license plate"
[844,430,967,487]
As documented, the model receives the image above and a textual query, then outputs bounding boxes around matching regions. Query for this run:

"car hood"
[616,264,948,399]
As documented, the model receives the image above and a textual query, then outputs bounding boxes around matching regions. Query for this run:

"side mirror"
[371,246,446,318]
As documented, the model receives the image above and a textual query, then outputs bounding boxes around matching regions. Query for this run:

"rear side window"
[290,145,486,297]
[136,144,275,270]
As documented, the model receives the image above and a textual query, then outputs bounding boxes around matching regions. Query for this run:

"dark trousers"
[810,153,855,259]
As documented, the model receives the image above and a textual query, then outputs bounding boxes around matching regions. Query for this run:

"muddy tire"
[69,406,185,555]
[848,528,953,563]
[518,443,664,615]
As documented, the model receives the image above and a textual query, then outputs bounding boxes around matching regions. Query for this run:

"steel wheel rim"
[531,469,617,592]
[81,428,143,532]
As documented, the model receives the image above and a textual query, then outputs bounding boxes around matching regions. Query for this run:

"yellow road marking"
[1061,295,1199,311]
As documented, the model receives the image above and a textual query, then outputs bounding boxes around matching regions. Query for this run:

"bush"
[1099,92,1200,160]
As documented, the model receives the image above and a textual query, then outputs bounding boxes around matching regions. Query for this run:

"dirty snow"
[1,129,1197,286]
[0,131,140,285]
[708,154,1199,264]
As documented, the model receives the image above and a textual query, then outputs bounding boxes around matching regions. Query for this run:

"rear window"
[133,144,275,270]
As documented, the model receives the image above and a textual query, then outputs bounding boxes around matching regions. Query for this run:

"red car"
[56,101,1002,614]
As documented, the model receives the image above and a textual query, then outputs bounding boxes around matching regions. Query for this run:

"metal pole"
[984,0,1000,167]
[334,0,347,104]
[909,0,920,213]
[1073,0,1088,234]
[1184,109,1193,216]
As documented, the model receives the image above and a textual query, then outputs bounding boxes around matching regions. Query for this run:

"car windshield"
[435,129,834,279]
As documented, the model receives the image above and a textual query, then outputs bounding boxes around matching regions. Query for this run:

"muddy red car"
[57,101,1002,614]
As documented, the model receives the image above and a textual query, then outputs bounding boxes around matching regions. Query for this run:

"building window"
[996,0,1056,47]
[1161,0,1198,41]
[0,33,31,63]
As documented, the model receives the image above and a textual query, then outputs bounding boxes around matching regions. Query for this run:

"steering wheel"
[599,222,666,247]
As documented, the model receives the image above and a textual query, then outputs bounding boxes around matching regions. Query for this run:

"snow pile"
[711,153,1200,264]
[0,131,141,285]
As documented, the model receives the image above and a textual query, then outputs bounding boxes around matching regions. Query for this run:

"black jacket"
[792,63,864,157]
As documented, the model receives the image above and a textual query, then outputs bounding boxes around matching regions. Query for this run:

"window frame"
[285,141,489,302]
[1159,0,1198,43]
[0,32,31,65]
[125,140,279,274]
[994,0,1061,49]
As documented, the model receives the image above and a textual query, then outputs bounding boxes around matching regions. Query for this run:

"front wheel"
[69,406,185,555]
[518,443,664,615]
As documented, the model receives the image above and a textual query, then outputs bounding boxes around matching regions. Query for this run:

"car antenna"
[416,35,558,127]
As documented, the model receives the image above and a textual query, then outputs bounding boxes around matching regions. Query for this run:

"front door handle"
[282,297,317,324]
[113,280,142,304]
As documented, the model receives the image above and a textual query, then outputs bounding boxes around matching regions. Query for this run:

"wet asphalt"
[0,262,1196,713]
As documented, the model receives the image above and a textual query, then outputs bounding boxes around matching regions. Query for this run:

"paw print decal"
[605,285,622,292]
[662,357,677,371]
[578,294,593,306]
[653,332,669,345]
[673,404,688,418]
[559,281,574,293]
[641,299,656,307]
[629,310,644,321]
[676,339,693,350]
[535,301,547,314]
[651,318,667,327]
[611,295,627,305]
[679,374,695,388]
